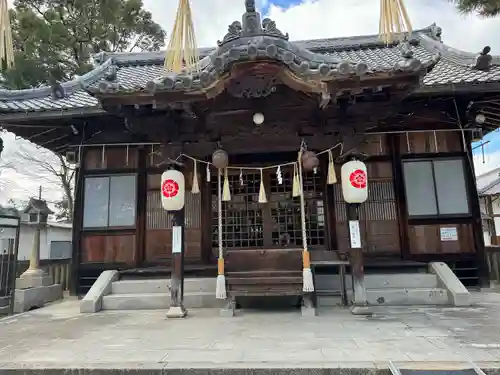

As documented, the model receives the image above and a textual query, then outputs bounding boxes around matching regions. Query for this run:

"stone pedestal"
[166,305,187,319]
[16,272,53,290]
[14,273,63,313]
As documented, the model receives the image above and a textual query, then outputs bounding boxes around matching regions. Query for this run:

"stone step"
[111,278,216,295]
[102,292,225,311]
[0,296,10,308]
[318,287,449,307]
[0,305,9,315]
[316,273,438,291]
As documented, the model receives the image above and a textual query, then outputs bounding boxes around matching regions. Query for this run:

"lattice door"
[211,167,325,250]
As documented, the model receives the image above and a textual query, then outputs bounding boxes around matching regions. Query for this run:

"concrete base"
[166,305,187,319]
[301,306,317,317]
[351,305,373,315]
[15,274,53,290]
[14,284,63,313]
[220,300,236,317]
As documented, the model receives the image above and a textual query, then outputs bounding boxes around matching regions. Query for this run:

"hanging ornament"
[276,166,283,185]
[206,163,211,182]
[301,150,319,172]
[258,169,267,204]
[164,0,199,74]
[212,148,229,169]
[292,163,300,198]
[239,168,244,186]
[327,150,337,185]
[222,168,231,201]
[0,0,14,70]
[379,0,412,44]
[191,159,200,194]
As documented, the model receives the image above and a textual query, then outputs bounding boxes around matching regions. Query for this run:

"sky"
[1,0,500,205]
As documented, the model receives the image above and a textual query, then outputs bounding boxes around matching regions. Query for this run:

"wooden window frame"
[82,174,138,231]
[402,156,471,220]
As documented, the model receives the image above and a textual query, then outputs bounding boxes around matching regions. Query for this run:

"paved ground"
[2,293,500,370]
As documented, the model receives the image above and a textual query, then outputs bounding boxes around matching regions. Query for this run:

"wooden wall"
[76,146,205,268]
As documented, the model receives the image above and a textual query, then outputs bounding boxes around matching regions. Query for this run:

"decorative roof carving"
[217,1,288,47]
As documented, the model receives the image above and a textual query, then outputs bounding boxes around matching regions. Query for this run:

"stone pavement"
[1,292,500,372]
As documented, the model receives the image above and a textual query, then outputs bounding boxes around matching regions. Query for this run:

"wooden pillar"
[486,196,498,245]
[166,167,187,319]
[464,135,490,287]
[347,203,368,313]
[135,147,147,267]
[70,149,85,296]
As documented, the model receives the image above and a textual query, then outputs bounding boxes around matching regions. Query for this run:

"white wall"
[0,223,72,260]
[481,196,500,245]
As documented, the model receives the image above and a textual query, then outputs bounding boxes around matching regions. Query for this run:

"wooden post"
[347,203,369,314]
[166,168,187,319]
[486,196,498,245]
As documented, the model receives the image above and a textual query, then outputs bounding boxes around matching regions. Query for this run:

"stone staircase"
[316,269,463,307]
[101,277,225,311]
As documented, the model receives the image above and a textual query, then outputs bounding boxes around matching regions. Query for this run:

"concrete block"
[429,262,471,306]
[351,305,373,315]
[14,284,63,313]
[80,270,119,313]
[366,287,449,305]
[301,306,317,317]
[166,305,187,318]
[15,274,53,289]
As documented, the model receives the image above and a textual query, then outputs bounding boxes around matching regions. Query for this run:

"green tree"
[449,0,500,17]
[3,0,166,89]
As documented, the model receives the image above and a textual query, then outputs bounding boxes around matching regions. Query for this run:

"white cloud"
[142,0,500,51]
[2,0,500,204]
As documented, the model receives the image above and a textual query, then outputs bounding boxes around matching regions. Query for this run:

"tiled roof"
[477,167,500,195]
[0,23,499,116]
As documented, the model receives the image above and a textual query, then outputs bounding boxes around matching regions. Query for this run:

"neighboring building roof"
[23,198,54,215]
[477,167,500,195]
[0,14,499,116]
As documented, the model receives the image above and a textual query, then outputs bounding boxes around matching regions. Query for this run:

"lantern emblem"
[349,169,367,189]
[162,179,179,198]
[161,169,185,211]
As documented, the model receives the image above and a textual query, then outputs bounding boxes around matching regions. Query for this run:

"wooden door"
[211,167,326,253]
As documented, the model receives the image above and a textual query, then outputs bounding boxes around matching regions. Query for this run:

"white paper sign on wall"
[440,227,458,242]
[349,220,362,248]
[161,169,185,211]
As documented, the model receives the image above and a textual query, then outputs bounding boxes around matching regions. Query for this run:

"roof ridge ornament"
[472,46,492,71]
[217,0,288,47]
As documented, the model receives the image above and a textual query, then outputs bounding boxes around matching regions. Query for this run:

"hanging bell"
[212,149,229,169]
[301,151,319,172]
